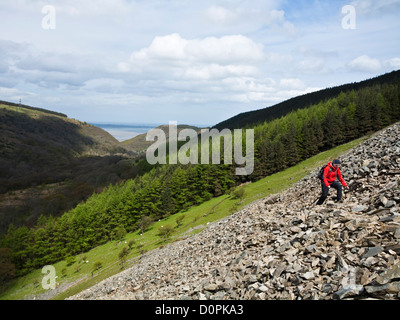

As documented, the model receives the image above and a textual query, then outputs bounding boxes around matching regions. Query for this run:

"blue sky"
[0,0,399,126]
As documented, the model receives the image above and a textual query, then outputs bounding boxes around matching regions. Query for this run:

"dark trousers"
[316,180,342,205]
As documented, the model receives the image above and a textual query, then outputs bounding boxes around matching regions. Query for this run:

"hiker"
[316,159,349,205]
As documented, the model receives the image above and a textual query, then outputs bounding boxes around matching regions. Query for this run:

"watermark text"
[146,122,254,175]
[342,5,356,29]
[42,5,56,30]
[41,265,56,290]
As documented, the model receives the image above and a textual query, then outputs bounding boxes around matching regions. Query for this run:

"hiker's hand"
[345,186,349,190]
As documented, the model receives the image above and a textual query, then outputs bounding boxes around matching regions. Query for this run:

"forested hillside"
[1,164,235,276]
[0,104,144,234]
[249,79,400,179]
[1,70,399,281]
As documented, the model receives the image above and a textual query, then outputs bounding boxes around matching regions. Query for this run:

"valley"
[1,70,399,300]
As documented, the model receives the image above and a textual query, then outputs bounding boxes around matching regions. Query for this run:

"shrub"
[157,225,174,242]
[91,261,103,277]
[66,256,76,267]
[138,216,153,234]
[231,187,246,201]
[128,240,135,250]
[175,215,185,228]
[119,247,129,268]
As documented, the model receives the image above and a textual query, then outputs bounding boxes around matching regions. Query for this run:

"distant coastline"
[92,122,211,142]
[91,123,160,142]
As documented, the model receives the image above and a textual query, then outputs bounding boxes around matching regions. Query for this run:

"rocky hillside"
[69,123,400,300]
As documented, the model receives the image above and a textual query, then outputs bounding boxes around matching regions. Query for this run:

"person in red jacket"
[316,159,349,205]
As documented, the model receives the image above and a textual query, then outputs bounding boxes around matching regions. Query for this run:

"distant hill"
[122,124,204,153]
[0,103,142,233]
[214,70,400,130]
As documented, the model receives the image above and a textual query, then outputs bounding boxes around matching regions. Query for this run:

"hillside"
[69,122,400,300]
[1,69,399,280]
[0,103,142,233]
[121,124,204,153]
[1,70,399,298]
[214,70,400,130]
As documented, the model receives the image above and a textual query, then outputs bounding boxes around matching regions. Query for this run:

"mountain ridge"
[214,70,400,130]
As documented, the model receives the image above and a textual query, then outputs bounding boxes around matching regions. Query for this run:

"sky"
[0,0,399,127]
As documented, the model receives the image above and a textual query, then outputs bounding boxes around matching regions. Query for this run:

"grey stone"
[365,282,400,295]
[385,200,395,208]
[365,284,389,294]
[377,262,400,285]
[259,285,268,293]
[333,285,364,300]
[204,284,218,292]
[301,271,315,280]
[352,205,368,213]
[322,283,334,293]
[362,246,383,259]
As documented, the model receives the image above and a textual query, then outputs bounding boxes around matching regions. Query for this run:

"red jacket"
[323,162,347,187]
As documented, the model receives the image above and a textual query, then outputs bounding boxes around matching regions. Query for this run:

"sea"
[91,123,161,142]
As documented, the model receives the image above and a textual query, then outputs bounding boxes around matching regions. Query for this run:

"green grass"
[0,136,366,300]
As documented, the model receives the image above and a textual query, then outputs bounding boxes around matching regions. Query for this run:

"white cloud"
[117,33,271,108]
[218,77,320,105]
[348,55,382,72]
[16,53,77,73]
[266,9,297,37]
[203,1,285,29]
[132,33,187,62]
[130,33,264,66]
[299,58,326,74]
[0,86,20,98]
[83,78,125,93]
[205,5,237,24]
[384,57,400,69]
[222,77,276,93]
[267,9,285,23]
[183,64,258,80]
[280,78,306,90]
[0,86,39,104]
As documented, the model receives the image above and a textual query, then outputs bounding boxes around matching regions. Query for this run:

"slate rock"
[362,247,383,259]
[333,284,364,300]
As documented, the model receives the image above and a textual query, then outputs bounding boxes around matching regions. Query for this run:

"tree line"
[1,164,235,276]
[248,82,400,179]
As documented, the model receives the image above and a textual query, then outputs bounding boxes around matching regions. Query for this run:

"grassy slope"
[0,136,366,300]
